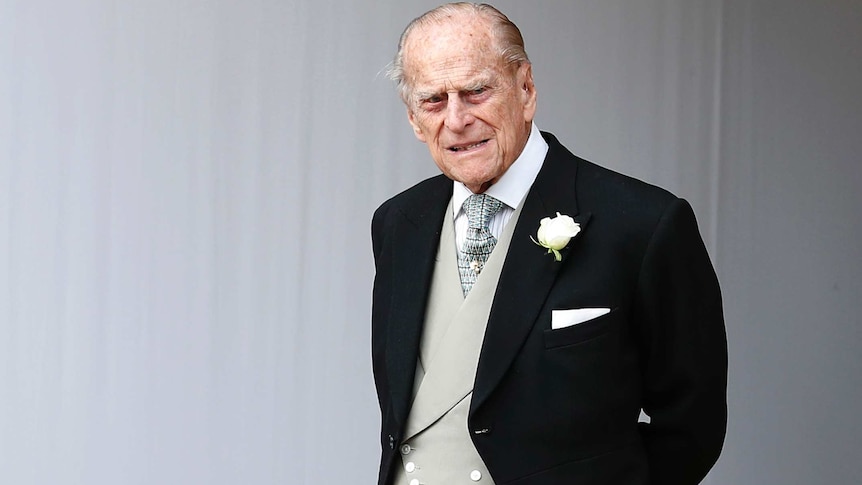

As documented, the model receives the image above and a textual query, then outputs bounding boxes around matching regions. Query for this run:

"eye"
[418,94,445,111]
[464,86,491,102]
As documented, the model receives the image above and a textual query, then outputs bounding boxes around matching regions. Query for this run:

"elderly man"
[370,3,727,484]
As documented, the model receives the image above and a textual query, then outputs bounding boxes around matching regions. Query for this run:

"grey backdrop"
[2,0,860,483]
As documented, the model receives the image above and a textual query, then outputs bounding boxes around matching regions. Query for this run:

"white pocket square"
[551,308,611,330]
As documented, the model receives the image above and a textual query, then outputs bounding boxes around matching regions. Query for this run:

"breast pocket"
[543,307,621,349]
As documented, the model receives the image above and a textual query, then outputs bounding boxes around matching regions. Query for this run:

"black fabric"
[371,132,727,485]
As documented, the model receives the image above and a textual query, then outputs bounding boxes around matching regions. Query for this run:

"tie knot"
[463,194,503,230]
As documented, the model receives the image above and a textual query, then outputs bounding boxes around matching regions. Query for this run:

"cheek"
[488,103,519,131]
[502,107,526,142]
[417,117,445,140]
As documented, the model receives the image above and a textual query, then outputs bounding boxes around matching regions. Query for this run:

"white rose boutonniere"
[531,212,580,261]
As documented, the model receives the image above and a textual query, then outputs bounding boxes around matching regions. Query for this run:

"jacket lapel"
[472,133,592,411]
[385,176,452,429]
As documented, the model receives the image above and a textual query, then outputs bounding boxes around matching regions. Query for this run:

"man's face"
[402,17,537,193]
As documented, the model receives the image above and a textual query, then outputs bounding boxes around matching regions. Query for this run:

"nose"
[444,96,474,132]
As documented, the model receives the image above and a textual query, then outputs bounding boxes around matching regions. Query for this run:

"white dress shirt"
[452,122,548,251]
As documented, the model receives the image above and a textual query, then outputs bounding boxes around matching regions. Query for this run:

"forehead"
[403,17,503,91]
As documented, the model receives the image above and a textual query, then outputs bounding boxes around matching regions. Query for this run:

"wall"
[1,1,860,483]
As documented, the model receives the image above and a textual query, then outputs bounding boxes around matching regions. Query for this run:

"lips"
[448,139,489,152]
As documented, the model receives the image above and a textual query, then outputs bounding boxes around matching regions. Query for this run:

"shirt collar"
[452,122,549,215]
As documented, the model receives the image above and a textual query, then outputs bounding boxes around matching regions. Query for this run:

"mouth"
[448,139,490,152]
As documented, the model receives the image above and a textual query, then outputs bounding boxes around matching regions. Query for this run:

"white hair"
[385,2,530,105]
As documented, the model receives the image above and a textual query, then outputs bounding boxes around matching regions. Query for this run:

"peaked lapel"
[472,133,592,412]
[384,176,453,429]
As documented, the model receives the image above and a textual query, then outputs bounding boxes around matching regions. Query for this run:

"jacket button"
[400,444,412,455]
[470,469,482,481]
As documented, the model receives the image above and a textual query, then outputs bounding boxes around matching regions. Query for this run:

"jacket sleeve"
[634,198,728,484]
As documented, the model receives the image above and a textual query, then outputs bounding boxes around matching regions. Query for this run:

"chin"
[449,160,497,179]
[455,173,498,192]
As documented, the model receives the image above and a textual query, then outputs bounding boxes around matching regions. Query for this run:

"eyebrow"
[412,71,498,103]
[463,76,494,92]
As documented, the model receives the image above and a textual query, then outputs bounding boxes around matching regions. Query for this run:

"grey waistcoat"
[394,199,523,485]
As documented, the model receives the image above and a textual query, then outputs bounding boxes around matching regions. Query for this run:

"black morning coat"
[371,132,728,484]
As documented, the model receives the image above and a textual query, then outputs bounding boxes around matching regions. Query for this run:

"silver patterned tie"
[458,194,504,296]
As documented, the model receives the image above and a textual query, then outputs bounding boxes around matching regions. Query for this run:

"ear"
[519,63,538,123]
[407,108,427,143]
